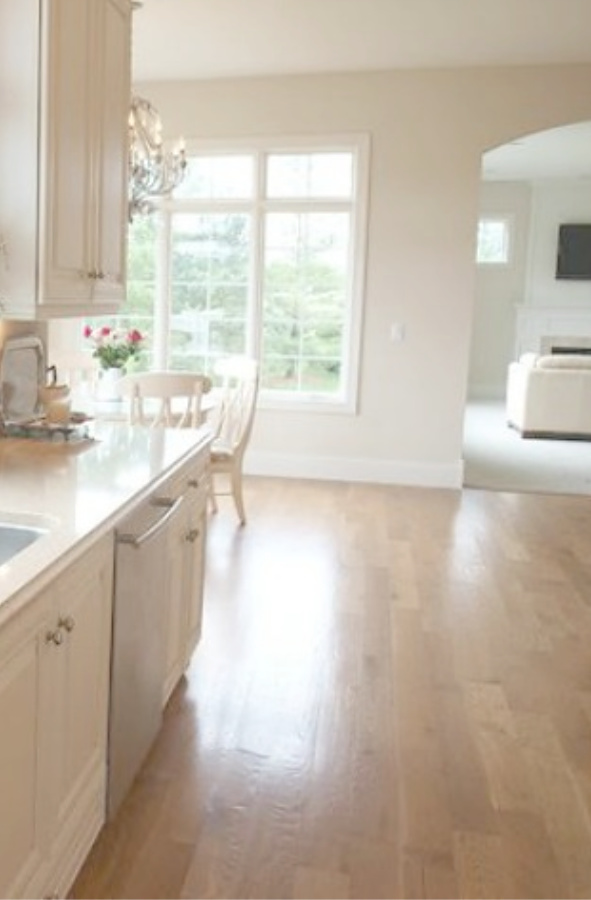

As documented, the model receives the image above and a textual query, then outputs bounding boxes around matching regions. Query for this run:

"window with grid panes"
[92,137,369,410]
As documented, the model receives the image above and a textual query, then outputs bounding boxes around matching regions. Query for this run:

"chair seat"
[210,443,234,463]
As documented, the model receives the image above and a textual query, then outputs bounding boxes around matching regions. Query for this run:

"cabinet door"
[45,535,114,893]
[0,603,48,900]
[0,0,130,318]
[184,461,209,662]
[163,501,190,705]
[185,503,207,663]
[0,0,44,318]
[39,0,94,306]
[162,462,209,705]
[92,0,131,306]
[41,0,131,311]
[0,640,43,898]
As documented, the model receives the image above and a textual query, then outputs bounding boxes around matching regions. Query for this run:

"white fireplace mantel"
[514,305,591,357]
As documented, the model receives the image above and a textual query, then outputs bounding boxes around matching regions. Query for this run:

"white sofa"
[506,352,591,438]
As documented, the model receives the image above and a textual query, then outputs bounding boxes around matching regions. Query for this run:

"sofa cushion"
[535,353,591,370]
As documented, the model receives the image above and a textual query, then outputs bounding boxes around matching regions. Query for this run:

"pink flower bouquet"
[84,324,145,370]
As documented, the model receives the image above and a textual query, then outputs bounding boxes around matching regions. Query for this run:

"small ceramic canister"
[39,384,71,424]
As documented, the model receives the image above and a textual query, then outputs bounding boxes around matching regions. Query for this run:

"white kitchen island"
[0,422,211,899]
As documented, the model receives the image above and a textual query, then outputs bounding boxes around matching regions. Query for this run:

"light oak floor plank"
[72,478,591,899]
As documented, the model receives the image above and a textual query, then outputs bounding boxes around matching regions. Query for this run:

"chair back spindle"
[119,371,212,428]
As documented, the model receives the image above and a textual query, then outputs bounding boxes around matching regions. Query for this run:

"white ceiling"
[132,0,591,82]
[132,0,591,181]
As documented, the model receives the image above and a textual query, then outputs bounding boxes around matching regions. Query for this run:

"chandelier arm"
[128,94,187,222]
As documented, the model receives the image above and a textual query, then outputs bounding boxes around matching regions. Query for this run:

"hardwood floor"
[72,477,591,899]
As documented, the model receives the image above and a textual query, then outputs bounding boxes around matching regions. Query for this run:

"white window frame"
[154,133,370,414]
[476,215,512,266]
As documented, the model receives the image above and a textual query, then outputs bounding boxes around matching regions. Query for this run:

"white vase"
[96,367,124,403]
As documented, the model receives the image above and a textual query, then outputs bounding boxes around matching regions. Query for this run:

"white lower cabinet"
[0,443,211,897]
[0,533,114,900]
[0,604,46,898]
[162,452,209,705]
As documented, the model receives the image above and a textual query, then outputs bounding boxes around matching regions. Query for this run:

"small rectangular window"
[476,218,510,264]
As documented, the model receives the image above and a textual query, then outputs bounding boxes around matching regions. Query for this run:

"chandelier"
[128,95,187,222]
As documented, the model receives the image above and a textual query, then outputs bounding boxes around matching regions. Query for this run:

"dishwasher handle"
[116,495,184,548]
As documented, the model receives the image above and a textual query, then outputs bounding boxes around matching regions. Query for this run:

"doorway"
[463,121,591,494]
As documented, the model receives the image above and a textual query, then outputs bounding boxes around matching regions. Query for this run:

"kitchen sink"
[0,523,48,566]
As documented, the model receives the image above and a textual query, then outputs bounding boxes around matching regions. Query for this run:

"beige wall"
[526,182,591,307]
[139,65,591,487]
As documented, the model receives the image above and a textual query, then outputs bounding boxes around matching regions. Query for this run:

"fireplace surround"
[515,306,591,358]
[550,345,591,355]
[540,334,591,355]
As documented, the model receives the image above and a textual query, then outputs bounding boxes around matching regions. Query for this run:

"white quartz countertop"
[0,421,211,623]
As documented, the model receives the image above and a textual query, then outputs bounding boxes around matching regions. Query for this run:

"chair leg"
[231,466,246,526]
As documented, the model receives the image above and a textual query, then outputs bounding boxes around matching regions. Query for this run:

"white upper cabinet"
[0,0,131,319]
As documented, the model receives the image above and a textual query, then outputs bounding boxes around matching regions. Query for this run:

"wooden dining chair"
[118,371,213,428]
[209,356,259,525]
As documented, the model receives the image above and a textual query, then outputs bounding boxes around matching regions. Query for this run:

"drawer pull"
[186,528,200,543]
[58,615,75,633]
[46,628,64,646]
[117,495,184,548]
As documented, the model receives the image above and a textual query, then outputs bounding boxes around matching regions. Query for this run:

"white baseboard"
[245,452,464,489]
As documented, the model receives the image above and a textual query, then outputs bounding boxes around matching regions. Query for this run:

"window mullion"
[262,199,353,215]
[154,212,171,369]
[249,151,267,362]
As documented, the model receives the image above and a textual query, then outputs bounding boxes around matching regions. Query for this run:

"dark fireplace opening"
[551,346,591,355]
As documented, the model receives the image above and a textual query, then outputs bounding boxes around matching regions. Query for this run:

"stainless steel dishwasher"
[108,490,185,819]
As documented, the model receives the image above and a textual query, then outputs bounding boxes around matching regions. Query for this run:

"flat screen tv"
[556,223,591,280]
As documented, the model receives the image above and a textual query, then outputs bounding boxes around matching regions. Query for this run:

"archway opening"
[463,121,591,495]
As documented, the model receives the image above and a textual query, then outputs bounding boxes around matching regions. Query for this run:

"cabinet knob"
[186,528,200,543]
[45,628,64,646]
[96,270,106,280]
[87,269,97,280]
[58,615,75,633]
[188,478,200,489]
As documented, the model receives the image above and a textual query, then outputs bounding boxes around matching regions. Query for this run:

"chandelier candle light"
[128,95,187,221]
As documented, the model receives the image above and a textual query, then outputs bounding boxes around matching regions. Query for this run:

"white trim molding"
[515,305,591,357]
[244,451,463,489]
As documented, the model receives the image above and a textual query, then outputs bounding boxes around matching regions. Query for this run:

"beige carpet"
[463,400,591,495]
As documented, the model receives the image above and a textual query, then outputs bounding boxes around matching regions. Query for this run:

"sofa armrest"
[507,362,591,436]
